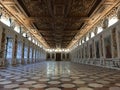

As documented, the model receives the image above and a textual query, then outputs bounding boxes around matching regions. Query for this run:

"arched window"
[0,15,11,26]
[14,26,21,33]
[22,32,27,37]
[91,32,95,38]
[79,40,81,45]
[28,37,31,41]
[29,47,32,61]
[86,35,89,41]
[24,44,28,60]
[32,39,35,43]
[35,41,37,45]
[97,27,103,34]
[17,41,22,59]
[82,39,84,43]
[5,37,13,59]
[108,15,118,27]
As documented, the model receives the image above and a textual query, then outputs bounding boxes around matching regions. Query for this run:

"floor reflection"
[0,61,120,90]
[46,61,71,76]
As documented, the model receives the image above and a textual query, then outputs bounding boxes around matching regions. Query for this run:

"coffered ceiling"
[17,0,101,48]
[0,0,119,49]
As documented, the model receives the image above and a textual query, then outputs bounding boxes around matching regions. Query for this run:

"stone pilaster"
[21,39,25,65]
[27,41,30,64]
[12,35,18,66]
[32,44,34,63]
[65,53,67,60]
[34,46,37,62]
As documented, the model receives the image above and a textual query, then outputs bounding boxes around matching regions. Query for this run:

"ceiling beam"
[38,29,79,32]
[2,0,15,6]
[28,16,89,22]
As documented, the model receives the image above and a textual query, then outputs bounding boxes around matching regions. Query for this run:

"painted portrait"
[112,28,117,58]
[90,44,92,58]
[100,35,103,57]
[85,45,87,58]
[95,41,100,58]
[104,35,112,58]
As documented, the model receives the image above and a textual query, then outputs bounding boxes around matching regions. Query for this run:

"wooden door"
[56,53,61,61]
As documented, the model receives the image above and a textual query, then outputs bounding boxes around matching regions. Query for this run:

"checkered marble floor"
[0,61,120,90]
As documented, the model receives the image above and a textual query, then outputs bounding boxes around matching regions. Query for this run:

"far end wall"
[46,52,69,61]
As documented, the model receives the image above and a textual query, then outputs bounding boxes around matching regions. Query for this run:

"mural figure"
[95,41,100,58]
[112,28,117,58]
[92,40,95,58]
[82,46,84,58]
[90,44,92,58]
[85,45,87,58]
[14,35,18,58]
[100,35,103,56]
[104,36,112,58]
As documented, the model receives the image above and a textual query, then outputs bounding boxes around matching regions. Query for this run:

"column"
[29,43,32,63]
[27,41,30,64]
[31,44,34,63]
[54,53,56,61]
[35,45,37,62]
[37,47,39,62]
[0,28,6,68]
[50,53,52,60]
[61,53,63,60]
[21,39,25,65]
[102,35,106,65]
[88,44,90,60]
[12,35,18,66]
[37,47,39,61]
[100,35,104,64]
[35,46,38,62]
[93,40,96,59]
[38,48,40,62]
[39,48,41,60]
[65,53,67,60]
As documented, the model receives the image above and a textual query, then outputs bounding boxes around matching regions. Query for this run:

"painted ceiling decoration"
[0,0,119,49]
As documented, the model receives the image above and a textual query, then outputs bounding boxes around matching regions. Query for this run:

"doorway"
[56,53,61,61]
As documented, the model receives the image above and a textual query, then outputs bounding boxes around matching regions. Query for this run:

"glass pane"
[108,16,118,27]
[24,45,28,63]
[14,26,20,33]
[5,37,13,65]
[97,27,103,34]
[0,16,11,26]
[17,41,22,59]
